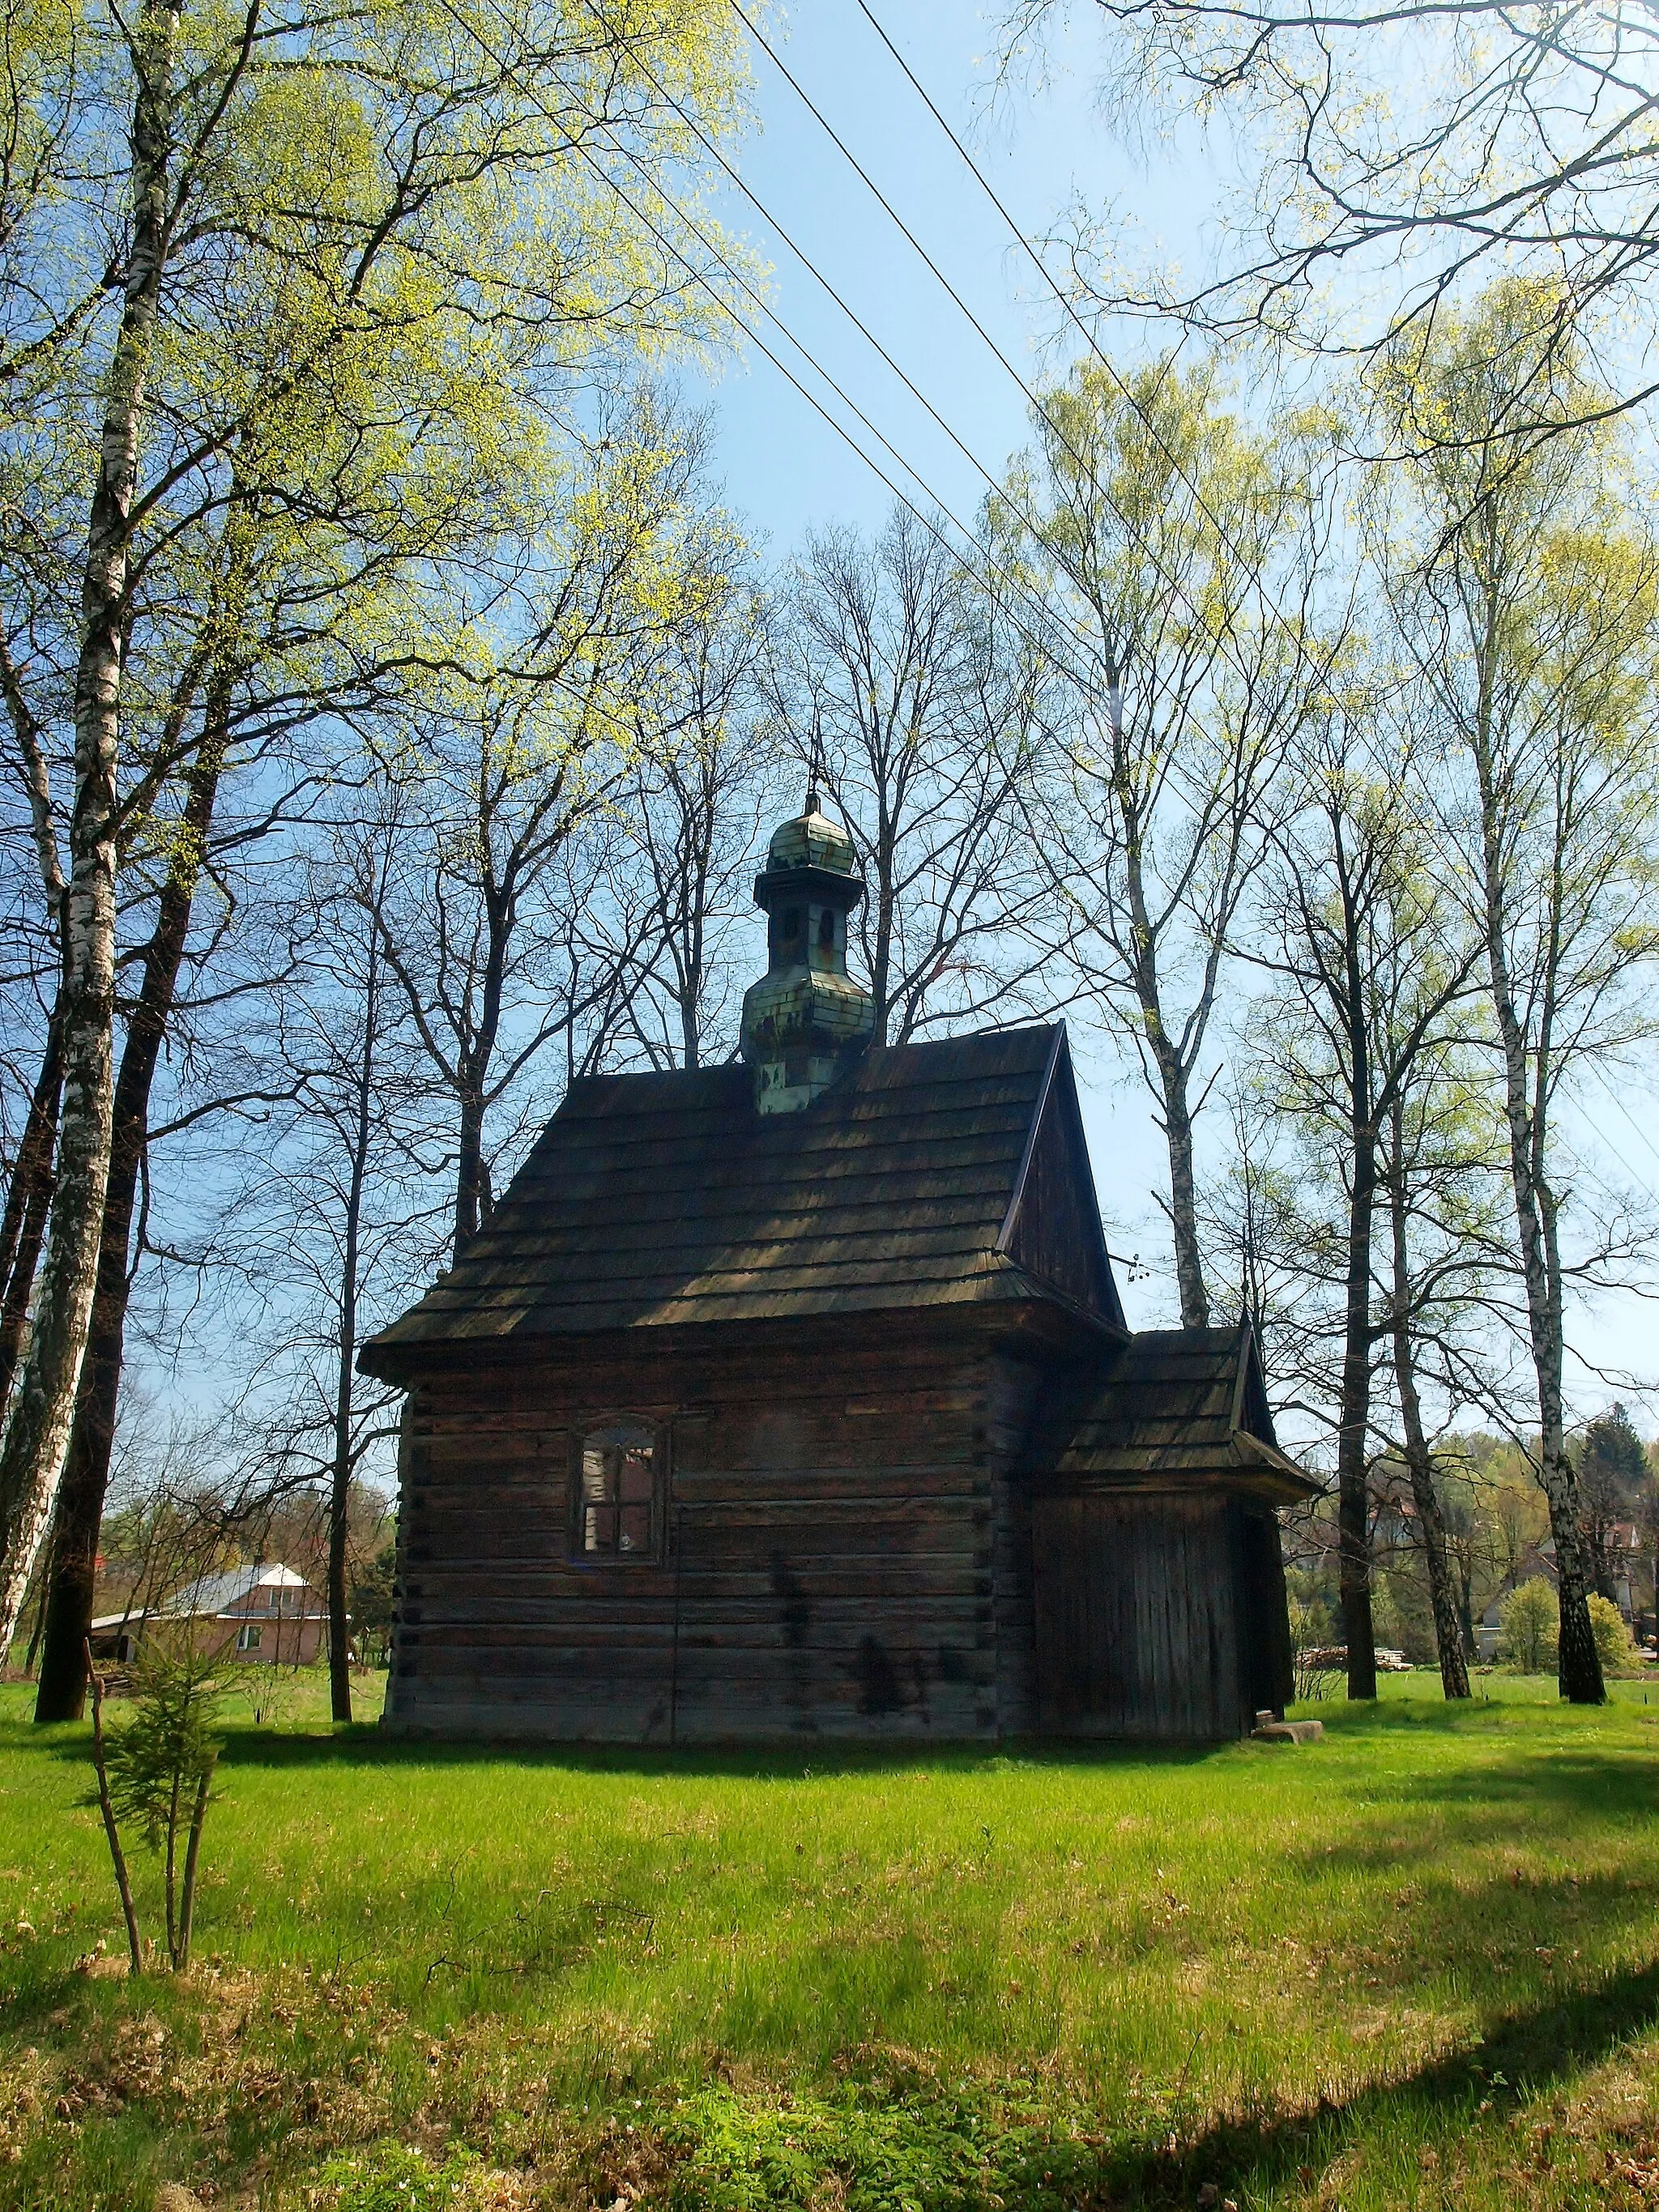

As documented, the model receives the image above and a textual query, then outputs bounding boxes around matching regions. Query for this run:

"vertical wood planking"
[1032,1490,1245,1740]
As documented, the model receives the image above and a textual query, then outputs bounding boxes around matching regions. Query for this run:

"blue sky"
[697,1,1215,548]
[693,0,1220,1332]
[684,0,1659,1426]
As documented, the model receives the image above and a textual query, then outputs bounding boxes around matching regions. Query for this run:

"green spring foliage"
[310,2141,481,2212]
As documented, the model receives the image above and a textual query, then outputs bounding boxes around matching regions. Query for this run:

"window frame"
[236,1623,262,1653]
[569,1416,668,1566]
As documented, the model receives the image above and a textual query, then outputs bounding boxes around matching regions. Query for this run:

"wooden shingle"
[362,1025,1124,1376]
[1048,1325,1317,1504]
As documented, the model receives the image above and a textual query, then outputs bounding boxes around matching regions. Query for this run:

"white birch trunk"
[1470,722,1604,1704]
[0,0,178,1656]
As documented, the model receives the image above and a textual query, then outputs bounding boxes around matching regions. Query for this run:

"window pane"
[582,1447,612,1503]
[618,1447,655,1502]
[619,1505,650,1553]
[584,1504,618,1554]
[578,1423,659,1558]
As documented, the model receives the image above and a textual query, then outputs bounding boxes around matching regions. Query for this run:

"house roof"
[162,1563,320,1619]
[361,1024,1126,1375]
[1044,1325,1318,1505]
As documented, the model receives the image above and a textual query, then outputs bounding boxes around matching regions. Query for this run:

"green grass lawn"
[3,1670,1658,2210]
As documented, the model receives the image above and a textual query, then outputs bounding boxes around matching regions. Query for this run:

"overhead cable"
[844,0,1316,650]
[572,0,1311,708]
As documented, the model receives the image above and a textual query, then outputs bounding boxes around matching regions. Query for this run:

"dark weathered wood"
[1052,1325,1312,1507]
[997,1037,1123,1327]
[369,1021,1311,1746]
[360,1029,1115,1363]
[1032,1493,1246,1740]
[382,1323,1018,1742]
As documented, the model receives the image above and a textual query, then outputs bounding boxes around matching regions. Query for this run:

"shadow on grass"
[1125,1957,1659,2205]
[20,1715,1226,1785]
[211,1730,1227,1784]
[1437,1744,1659,1814]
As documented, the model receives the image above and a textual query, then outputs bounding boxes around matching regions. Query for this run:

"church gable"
[996,1029,1124,1330]
[1230,1323,1282,1452]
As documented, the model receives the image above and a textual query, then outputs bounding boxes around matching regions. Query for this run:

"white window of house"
[237,1624,262,1652]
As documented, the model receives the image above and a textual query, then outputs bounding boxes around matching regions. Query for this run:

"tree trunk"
[1455,1554,1477,1659]
[0,0,178,1656]
[1331,832,1377,1702]
[679,984,702,1071]
[0,1015,64,1409]
[1336,1121,1378,1701]
[86,1650,143,1974]
[328,910,383,1724]
[454,1083,486,1256]
[1470,735,1604,1703]
[1115,740,1211,1332]
[326,1096,369,1727]
[0,645,69,1419]
[176,1763,213,1971]
[1384,1115,1470,1700]
[1153,1037,1210,1330]
[34,689,232,1724]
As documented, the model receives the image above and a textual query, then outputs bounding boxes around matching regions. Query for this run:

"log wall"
[386,1324,1047,1742]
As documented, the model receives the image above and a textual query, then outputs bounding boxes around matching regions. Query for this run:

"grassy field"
[3,1671,1658,2211]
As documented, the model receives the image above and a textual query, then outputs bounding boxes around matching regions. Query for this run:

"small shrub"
[1588,1592,1638,1677]
[88,1639,228,1971]
[1498,1578,1559,1673]
[663,2081,1097,2212]
[307,2142,480,2212]
[237,1664,301,1729]
[1293,1649,1343,1703]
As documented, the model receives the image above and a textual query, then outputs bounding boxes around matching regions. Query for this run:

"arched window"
[574,1420,662,1561]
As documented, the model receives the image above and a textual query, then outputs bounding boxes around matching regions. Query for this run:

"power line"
[556,0,1131,671]
[443,0,1141,701]
[726,0,1328,701]
[1587,1071,1659,1212]
[1593,1068,1659,1175]
[435,0,1052,627]
[446,0,1315,795]
[843,0,1322,668]
[574,0,1314,713]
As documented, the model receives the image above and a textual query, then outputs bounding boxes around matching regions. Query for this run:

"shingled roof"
[361,1024,1125,1375]
[1046,1325,1316,1504]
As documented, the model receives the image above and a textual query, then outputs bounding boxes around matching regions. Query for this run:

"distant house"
[88,1563,329,1668]
[1476,1530,1644,1657]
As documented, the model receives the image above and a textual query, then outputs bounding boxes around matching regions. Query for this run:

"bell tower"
[739,795,876,1113]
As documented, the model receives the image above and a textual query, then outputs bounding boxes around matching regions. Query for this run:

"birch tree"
[0,0,756,1655]
[997,360,1328,1328]
[1373,283,1659,1703]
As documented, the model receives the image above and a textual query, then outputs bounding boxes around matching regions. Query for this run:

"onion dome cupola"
[740,794,876,1113]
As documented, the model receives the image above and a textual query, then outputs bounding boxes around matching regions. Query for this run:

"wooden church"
[361,801,1312,1742]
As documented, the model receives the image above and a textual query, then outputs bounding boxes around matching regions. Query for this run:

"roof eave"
[1231,1427,1323,1502]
